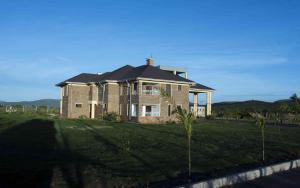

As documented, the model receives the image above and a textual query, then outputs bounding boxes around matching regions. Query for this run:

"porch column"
[60,87,63,116]
[193,93,198,116]
[206,92,212,116]
[91,103,95,119]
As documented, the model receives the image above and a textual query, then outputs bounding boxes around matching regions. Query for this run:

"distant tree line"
[0,104,59,115]
[213,94,300,124]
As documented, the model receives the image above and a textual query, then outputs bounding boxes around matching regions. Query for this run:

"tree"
[256,116,266,161]
[290,93,299,103]
[290,93,300,114]
[175,107,194,177]
[160,88,194,178]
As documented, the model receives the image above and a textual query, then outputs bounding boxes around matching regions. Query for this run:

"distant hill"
[213,99,293,113]
[0,99,60,108]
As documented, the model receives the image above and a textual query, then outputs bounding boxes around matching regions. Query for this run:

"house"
[56,59,214,123]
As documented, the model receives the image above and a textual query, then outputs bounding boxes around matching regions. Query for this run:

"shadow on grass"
[0,119,107,188]
[78,121,174,180]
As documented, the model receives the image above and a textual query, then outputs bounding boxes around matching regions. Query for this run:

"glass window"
[178,85,182,91]
[143,105,160,117]
[75,103,82,108]
[133,83,138,95]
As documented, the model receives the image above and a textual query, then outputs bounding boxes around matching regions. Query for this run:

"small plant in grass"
[79,115,88,119]
[175,107,194,178]
[256,116,266,161]
[120,135,131,154]
[160,87,195,178]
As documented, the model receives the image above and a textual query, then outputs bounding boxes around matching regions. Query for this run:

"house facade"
[56,59,213,124]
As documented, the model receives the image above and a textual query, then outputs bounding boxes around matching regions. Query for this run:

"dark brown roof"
[56,72,110,86]
[191,83,214,90]
[121,65,194,83]
[57,64,198,86]
[100,65,134,81]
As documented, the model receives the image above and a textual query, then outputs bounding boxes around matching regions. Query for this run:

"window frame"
[142,104,160,117]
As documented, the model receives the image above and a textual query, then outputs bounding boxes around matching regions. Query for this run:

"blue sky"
[0,0,299,102]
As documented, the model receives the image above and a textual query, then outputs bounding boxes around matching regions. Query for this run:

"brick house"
[56,59,213,123]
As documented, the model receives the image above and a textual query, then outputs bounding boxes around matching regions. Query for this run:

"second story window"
[166,84,171,96]
[178,85,182,91]
[133,83,138,95]
[121,85,128,95]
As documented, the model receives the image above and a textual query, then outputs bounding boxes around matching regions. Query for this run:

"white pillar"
[185,72,188,79]
[206,92,212,116]
[91,103,95,119]
[60,87,63,116]
[193,93,198,117]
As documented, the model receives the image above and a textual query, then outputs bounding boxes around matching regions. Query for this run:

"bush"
[205,115,215,120]
[103,112,120,122]
[79,115,88,119]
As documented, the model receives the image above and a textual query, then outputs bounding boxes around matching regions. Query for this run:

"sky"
[0,0,299,103]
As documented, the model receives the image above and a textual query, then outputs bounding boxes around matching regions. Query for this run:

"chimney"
[146,58,154,66]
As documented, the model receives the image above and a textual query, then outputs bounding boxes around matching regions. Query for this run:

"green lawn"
[0,113,300,187]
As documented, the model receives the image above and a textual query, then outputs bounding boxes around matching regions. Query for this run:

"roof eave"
[136,77,195,84]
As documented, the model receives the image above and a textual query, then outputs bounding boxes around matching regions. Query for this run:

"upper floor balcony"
[142,83,160,96]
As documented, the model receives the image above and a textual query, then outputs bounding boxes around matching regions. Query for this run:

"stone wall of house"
[107,84,120,114]
[62,96,68,118]
[89,85,98,101]
[67,85,90,118]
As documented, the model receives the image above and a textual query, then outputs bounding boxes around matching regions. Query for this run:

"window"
[131,104,138,117]
[142,105,160,117]
[75,103,82,108]
[121,85,128,96]
[166,84,171,96]
[177,104,182,110]
[133,83,138,95]
[178,85,182,91]
[168,104,171,116]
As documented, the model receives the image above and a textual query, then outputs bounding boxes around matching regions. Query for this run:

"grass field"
[0,113,300,187]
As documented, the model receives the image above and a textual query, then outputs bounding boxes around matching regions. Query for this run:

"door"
[89,104,92,118]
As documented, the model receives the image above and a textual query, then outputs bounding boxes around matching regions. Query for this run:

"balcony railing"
[142,89,160,95]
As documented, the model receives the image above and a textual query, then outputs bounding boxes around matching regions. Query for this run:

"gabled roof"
[101,65,134,81]
[56,72,110,86]
[57,64,200,86]
[121,65,194,83]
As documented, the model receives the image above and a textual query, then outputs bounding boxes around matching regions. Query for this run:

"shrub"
[79,115,88,119]
[205,115,215,120]
[103,112,120,122]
